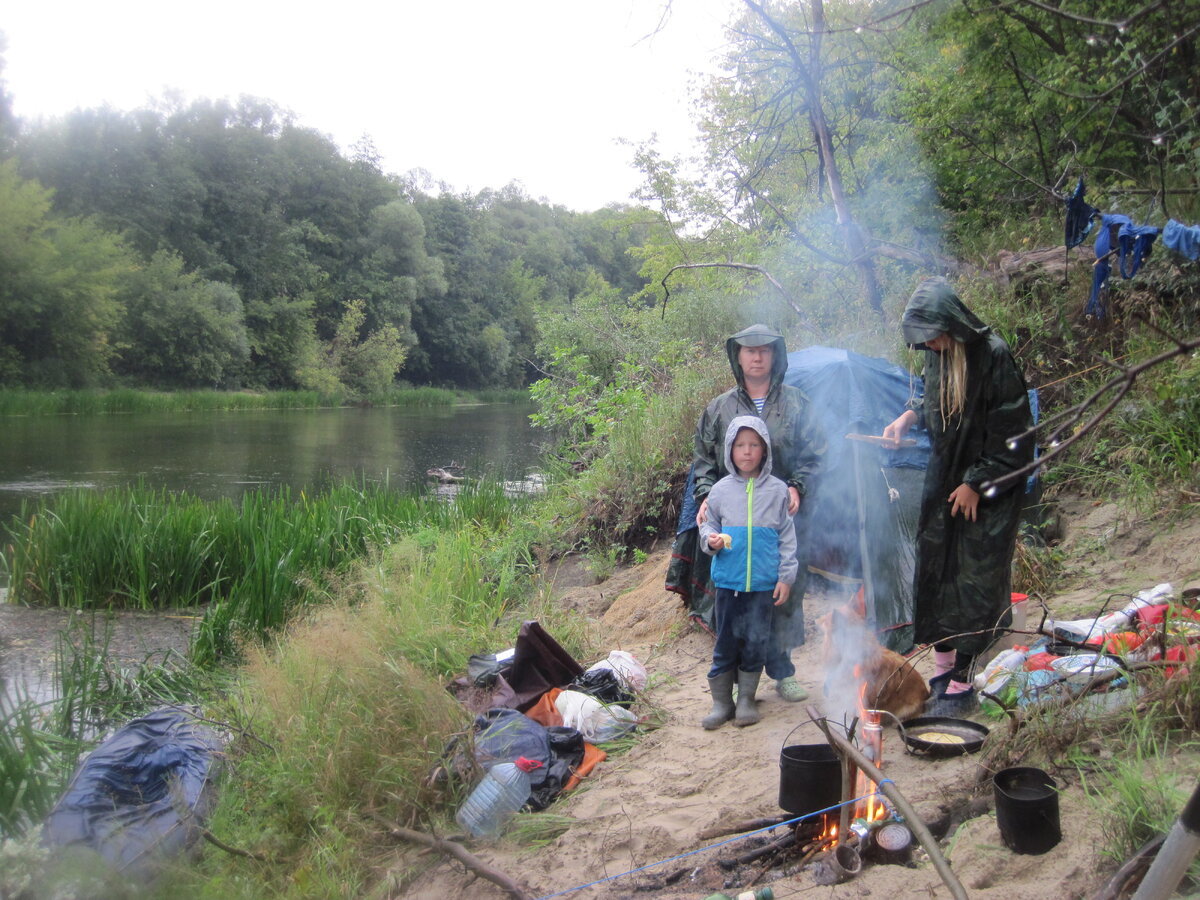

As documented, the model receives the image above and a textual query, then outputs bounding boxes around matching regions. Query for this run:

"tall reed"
[3,481,527,665]
[0,387,526,417]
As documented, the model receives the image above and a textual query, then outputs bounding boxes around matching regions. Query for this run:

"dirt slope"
[403,499,1200,900]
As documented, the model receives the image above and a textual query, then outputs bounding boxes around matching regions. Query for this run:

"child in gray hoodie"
[698,416,798,728]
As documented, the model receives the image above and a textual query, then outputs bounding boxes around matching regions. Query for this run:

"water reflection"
[0,403,542,523]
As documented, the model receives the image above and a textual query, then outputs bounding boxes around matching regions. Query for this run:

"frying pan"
[900,715,989,757]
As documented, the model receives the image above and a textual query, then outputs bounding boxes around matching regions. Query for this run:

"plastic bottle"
[455,756,542,839]
[701,889,774,900]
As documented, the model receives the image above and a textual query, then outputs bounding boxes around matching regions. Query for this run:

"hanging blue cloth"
[1084,214,1130,319]
[1162,218,1200,261]
[1084,215,1159,319]
[1117,224,1158,278]
[1064,178,1098,249]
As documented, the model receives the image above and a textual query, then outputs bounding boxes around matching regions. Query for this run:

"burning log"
[806,707,970,900]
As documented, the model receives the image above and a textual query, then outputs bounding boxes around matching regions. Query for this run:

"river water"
[0,402,543,705]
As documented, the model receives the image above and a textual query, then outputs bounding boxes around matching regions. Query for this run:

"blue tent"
[784,346,932,651]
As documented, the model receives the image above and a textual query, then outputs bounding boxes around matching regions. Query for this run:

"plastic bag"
[586,650,647,693]
[567,668,634,707]
[554,690,639,743]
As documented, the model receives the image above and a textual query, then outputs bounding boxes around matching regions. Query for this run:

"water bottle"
[455,756,542,839]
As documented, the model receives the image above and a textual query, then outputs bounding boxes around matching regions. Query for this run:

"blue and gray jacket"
[699,416,798,592]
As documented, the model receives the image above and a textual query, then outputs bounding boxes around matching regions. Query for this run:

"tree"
[892,0,1200,224]
[639,0,943,331]
[295,299,407,398]
[114,250,250,388]
[0,161,130,386]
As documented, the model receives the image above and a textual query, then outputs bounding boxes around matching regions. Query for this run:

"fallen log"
[806,707,969,900]
[374,817,533,900]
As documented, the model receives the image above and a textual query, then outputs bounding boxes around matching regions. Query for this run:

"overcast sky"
[2,1,738,211]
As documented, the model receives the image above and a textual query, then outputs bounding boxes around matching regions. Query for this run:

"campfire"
[798,692,915,884]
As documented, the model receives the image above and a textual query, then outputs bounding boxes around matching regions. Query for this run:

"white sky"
[2,1,739,212]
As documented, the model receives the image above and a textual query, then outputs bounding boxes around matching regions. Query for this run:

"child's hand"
[707,532,730,551]
[773,582,791,606]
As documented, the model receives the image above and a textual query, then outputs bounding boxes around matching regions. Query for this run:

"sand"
[401,499,1200,900]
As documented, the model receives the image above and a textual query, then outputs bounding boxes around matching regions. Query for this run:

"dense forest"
[2,0,1197,403]
[0,74,660,393]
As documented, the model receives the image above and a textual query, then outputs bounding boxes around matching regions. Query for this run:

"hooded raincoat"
[693,324,825,502]
[688,324,825,669]
[901,279,1033,655]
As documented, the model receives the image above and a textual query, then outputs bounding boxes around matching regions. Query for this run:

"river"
[0,402,544,705]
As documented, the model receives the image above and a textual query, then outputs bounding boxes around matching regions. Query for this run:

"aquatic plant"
[2,480,528,666]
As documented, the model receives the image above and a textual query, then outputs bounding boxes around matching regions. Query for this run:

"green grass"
[149,513,593,898]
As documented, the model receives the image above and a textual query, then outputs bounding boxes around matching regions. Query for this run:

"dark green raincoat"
[693,324,825,503]
[902,280,1033,655]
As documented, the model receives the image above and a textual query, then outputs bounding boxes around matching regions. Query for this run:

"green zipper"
[744,477,754,591]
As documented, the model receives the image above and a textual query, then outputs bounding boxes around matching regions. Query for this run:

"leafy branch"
[658,262,816,331]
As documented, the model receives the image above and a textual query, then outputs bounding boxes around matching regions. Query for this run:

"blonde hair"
[939,338,967,429]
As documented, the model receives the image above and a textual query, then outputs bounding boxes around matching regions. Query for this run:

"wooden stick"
[373,817,533,900]
[697,815,792,840]
[806,707,969,900]
[200,827,269,861]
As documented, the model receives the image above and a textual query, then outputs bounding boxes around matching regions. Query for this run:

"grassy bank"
[0,479,588,898]
[0,386,529,417]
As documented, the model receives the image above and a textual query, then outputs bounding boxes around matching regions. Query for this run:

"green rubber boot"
[701,670,736,730]
[733,670,762,727]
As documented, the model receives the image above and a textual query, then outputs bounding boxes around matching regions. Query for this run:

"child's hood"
[723,415,773,480]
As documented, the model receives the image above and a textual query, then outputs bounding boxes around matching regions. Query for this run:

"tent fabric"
[42,708,224,879]
[783,347,931,652]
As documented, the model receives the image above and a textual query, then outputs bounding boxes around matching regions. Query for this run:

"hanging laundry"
[1083,214,1159,320]
[1084,214,1128,320]
[1064,178,1099,249]
[1118,224,1158,278]
[1162,219,1200,261]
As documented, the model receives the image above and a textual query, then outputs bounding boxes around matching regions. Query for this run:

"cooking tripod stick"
[807,707,969,900]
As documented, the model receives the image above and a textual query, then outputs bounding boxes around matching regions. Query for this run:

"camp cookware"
[899,715,988,756]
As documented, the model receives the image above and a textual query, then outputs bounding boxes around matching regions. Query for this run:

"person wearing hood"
[693,324,826,703]
[882,278,1033,714]
[697,416,798,728]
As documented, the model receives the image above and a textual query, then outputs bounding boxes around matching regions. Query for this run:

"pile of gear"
[445,621,645,811]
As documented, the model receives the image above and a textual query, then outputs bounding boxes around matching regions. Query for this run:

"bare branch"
[982,330,1200,495]
[1011,23,1200,103]
[660,262,816,331]
[1009,0,1167,31]
[371,815,534,900]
